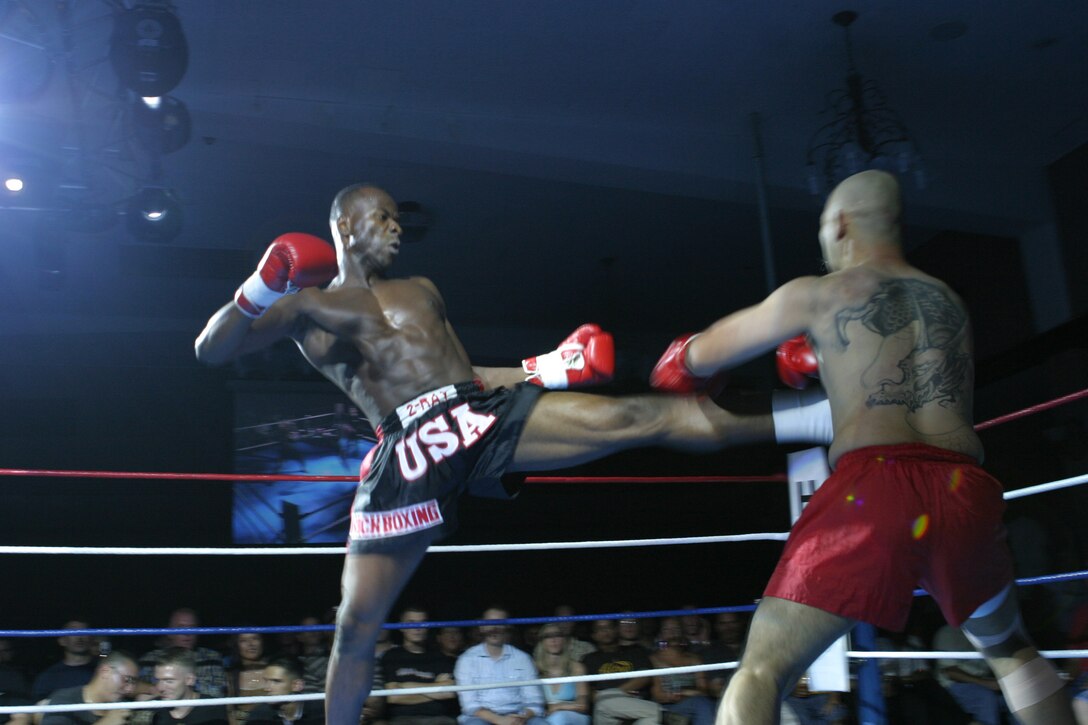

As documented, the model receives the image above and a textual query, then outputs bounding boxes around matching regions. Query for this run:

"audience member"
[40,650,139,725]
[151,648,229,725]
[32,624,95,701]
[934,623,1007,725]
[380,607,458,725]
[649,618,714,725]
[225,633,266,725]
[0,692,33,725]
[532,625,588,725]
[783,675,848,725]
[375,626,395,661]
[0,639,29,700]
[295,619,328,695]
[139,610,226,698]
[678,608,711,654]
[453,607,546,725]
[615,616,649,653]
[437,629,466,660]
[519,626,540,656]
[246,657,323,725]
[0,639,31,725]
[875,628,971,724]
[580,620,659,725]
[550,608,593,663]
[698,612,748,699]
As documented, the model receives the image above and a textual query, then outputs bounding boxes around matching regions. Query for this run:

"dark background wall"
[0,146,1086,674]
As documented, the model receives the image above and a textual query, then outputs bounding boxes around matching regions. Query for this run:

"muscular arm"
[194,294,305,365]
[685,276,822,376]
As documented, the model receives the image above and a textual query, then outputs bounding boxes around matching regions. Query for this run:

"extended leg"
[325,543,430,725]
[718,597,855,725]
[511,391,773,469]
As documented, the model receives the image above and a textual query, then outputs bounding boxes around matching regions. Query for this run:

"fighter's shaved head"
[824,169,901,234]
[330,184,386,225]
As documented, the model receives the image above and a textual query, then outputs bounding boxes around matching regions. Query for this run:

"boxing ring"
[2,387,1087,724]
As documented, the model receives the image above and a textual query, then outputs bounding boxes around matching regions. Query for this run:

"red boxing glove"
[650,333,709,393]
[776,334,820,389]
[523,324,615,389]
[235,233,338,318]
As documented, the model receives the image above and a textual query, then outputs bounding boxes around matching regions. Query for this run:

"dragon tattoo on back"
[834,278,971,412]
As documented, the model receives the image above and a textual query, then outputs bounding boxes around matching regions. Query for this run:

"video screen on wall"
[232,382,376,545]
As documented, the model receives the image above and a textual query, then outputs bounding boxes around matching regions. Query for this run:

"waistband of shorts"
[375,380,484,439]
[836,442,980,467]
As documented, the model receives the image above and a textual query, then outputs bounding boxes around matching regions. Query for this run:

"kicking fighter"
[651,170,1074,724]
[195,183,828,725]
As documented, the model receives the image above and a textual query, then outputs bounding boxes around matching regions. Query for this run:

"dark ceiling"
[0,0,1085,367]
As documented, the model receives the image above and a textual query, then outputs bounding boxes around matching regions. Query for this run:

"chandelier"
[805,10,924,194]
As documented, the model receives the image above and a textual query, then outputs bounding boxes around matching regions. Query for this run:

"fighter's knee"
[961,585,1034,660]
[332,605,383,646]
[730,663,789,698]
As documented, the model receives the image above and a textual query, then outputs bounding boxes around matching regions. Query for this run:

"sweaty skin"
[681,170,1073,725]
[195,187,519,424]
[196,183,778,725]
[685,171,981,465]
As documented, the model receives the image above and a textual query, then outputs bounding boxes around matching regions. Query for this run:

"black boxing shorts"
[347,380,545,555]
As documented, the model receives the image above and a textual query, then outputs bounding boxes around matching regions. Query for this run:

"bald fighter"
[195,183,828,725]
[651,170,1073,724]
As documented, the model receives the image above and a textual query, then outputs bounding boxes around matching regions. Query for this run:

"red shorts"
[764,443,1015,631]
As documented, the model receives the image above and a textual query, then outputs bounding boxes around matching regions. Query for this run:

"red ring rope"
[1,387,1083,484]
[973,387,1088,431]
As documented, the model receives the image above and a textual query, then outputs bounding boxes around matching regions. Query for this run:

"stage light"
[109,4,188,97]
[4,177,25,193]
[126,186,182,242]
[132,95,191,154]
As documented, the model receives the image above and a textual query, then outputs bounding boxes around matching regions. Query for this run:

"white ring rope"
[1001,471,1088,500]
[0,532,789,556]
[6,650,1088,715]
[0,665,730,714]
[3,398,1084,718]
[848,649,1088,660]
[0,466,1083,556]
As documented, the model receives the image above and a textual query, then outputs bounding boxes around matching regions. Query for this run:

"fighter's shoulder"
[768,274,835,313]
[813,267,891,306]
[405,275,440,294]
[825,266,959,304]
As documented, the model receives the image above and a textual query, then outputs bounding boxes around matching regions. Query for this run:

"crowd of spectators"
[1,599,1086,725]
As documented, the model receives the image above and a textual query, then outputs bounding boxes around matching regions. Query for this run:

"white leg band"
[998,656,1064,712]
[772,387,833,444]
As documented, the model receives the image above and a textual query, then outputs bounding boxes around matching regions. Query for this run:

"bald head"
[818,170,904,269]
[330,184,391,226]
[824,170,901,232]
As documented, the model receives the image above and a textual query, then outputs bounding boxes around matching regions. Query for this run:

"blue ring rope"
[3,569,1085,638]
